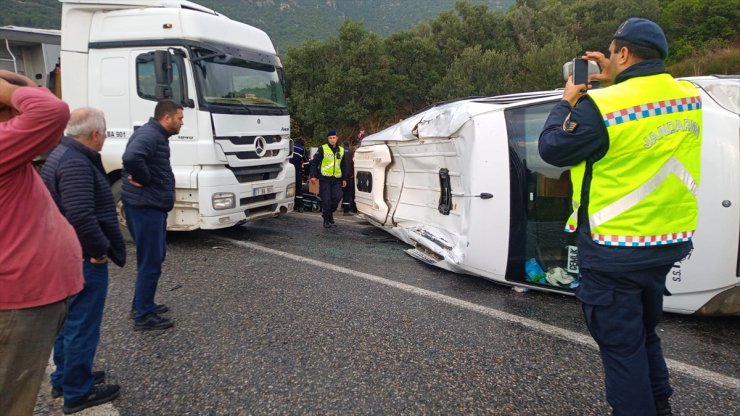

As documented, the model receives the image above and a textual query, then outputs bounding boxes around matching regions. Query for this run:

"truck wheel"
[110,179,132,242]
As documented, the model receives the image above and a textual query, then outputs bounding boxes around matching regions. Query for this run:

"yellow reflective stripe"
[589,157,697,229]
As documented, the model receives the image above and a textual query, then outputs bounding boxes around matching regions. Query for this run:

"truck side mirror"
[154,50,173,100]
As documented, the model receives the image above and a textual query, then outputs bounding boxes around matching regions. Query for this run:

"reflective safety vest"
[567,73,702,246]
[320,144,344,178]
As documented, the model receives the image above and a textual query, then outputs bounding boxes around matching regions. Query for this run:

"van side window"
[136,52,184,102]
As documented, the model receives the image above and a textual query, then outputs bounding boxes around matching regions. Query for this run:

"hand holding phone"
[572,58,589,86]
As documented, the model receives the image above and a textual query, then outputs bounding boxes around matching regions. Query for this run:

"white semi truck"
[356,76,739,316]
[59,0,295,230]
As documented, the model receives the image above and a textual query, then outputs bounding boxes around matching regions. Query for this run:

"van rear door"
[354,144,393,224]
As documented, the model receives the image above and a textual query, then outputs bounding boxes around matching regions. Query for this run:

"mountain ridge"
[1,0,516,51]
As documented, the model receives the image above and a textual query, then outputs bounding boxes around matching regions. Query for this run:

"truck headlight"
[212,192,236,210]
[286,183,296,198]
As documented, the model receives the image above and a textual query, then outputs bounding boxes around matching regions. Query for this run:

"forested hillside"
[284,0,739,141]
[0,0,514,50]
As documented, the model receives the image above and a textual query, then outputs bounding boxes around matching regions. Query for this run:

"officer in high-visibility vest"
[309,129,350,228]
[539,18,701,416]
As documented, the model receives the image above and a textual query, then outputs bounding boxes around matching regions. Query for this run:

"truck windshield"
[192,48,287,109]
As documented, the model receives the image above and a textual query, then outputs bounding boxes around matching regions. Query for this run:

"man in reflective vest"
[309,129,350,228]
[539,18,702,416]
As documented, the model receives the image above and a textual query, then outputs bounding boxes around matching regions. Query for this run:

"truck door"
[130,49,198,167]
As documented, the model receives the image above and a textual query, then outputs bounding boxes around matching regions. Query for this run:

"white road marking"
[221,236,740,392]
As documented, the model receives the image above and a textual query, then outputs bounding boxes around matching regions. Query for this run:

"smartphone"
[572,58,589,86]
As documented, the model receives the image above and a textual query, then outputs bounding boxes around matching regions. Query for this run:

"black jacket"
[41,136,126,267]
[290,143,307,169]
[121,118,176,211]
[538,60,691,272]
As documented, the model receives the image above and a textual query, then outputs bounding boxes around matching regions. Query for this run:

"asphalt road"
[36,211,739,415]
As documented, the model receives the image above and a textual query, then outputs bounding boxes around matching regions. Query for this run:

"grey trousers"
[0,300,67,416]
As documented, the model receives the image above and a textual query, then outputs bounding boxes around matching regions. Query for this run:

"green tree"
[431,45,518,99]
[660,0,740,62]
[285,21,392,141]
[283,0,739,136]
[520,34,578,91]
[384,31,446,115]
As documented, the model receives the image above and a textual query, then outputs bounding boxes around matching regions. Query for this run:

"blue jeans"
[0,300,67,415]
[51,260,108,401]
[577,265,673,416]
[124,204,167,320]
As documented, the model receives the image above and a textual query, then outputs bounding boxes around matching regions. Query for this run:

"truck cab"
[356,76,739,316]
[60,0,295,230]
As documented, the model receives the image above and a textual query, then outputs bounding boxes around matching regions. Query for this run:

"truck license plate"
[253,186,273,196]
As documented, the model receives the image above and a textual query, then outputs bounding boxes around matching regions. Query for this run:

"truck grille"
[216,135,282,160]
[223,135,283,145]
[227,164,283,183]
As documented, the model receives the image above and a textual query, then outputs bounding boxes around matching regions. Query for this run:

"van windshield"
[192,48,287,109]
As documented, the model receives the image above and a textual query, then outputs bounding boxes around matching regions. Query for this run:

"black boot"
[63,384,120,414]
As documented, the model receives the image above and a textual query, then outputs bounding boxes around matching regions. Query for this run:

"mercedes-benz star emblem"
[254,136,267,158]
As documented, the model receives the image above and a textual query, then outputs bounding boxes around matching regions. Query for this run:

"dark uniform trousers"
[577,264,674,416]
[320,177,343,222]
[342,177,356,213]
[293,164,304,209]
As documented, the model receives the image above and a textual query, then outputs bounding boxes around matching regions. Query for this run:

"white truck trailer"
[59,0,295,230]
[0,26,61,96]
[355,76,739,316]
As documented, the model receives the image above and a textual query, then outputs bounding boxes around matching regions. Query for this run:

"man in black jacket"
[122,100,182,331]
[41,107,125,414]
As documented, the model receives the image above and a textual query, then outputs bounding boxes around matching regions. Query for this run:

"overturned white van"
[355,76,739,316]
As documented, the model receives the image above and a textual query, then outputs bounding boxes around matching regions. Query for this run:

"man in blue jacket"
[41,107,125,414]
[122,100,182,331]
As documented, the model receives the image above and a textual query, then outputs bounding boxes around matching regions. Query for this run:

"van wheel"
[110,179,132,242]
